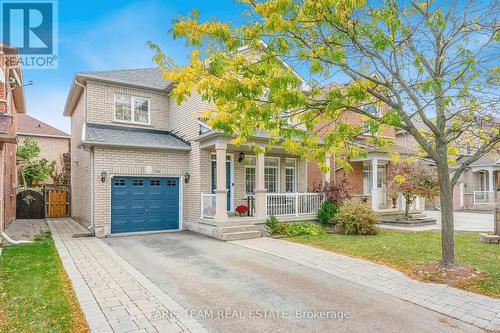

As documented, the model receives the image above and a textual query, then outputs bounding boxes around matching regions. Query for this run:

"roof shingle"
[17,114,69,137]
[84,123,191,151]
[77,68,171,91]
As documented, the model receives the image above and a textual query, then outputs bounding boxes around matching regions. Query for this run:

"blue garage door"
[111,177,179,233]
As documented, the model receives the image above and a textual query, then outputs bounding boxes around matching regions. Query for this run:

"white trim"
[210,153,234,211]
[285,158,297,193]
[113,94,151,125]
[264,156,280,193]
[17,132,70,139]
[108,175,183,235]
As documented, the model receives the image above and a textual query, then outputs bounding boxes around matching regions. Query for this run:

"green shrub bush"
[280,222,325,237]
[333,202,379,235]
[265,215,280,235]
[317,200,338,225]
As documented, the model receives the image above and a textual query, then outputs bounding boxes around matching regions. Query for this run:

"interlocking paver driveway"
[105,232,487,333]
[48,219,207,333]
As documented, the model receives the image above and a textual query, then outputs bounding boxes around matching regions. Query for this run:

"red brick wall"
[336,161,364,195]
[0,51,18,230]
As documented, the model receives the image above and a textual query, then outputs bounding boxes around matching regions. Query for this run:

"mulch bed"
[413,262,487,288]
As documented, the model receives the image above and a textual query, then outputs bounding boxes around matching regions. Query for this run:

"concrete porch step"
[220,230,262,241]
[219,225,262,234]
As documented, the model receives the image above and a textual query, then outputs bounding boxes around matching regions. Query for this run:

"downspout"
[74,79,95,235]
[1,232,32,244]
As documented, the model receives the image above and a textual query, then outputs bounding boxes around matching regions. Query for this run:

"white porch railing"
[266,193,324,217]
[473,191,491,204]
[201,193,216,218]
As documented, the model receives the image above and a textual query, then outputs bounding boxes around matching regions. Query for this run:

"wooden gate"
[16,190,45,219]
[45,185,70,218]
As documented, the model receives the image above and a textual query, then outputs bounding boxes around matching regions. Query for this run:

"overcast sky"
[21,0,243,133]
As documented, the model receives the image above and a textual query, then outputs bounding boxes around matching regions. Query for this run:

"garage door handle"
[145,209,149,212]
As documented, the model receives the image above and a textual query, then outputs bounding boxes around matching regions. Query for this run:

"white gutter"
[74,79,95,235]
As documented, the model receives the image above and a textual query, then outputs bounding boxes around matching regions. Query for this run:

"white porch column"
[488,168,495,204]
[371,159,380,210]
[323,153,331,184]
[255,152,267,220]
[214,142,228,222]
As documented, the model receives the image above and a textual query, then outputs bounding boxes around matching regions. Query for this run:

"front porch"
[466,166,499,209]
[197,135,323,235]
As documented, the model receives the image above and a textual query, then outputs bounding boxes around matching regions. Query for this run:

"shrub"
[317,200,338,225]
[333,202,379,235]
[312,177,352,205]
[265,215,280,235]
[280,222,325,237]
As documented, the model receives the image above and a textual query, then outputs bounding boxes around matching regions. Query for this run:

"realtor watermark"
[150,308,351,321]
[1,0,58,69]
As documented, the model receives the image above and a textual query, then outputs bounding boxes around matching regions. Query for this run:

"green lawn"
[0,233,88,332]
[288,230,500,297]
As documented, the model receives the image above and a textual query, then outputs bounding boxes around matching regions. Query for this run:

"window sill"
[112,120,153,127]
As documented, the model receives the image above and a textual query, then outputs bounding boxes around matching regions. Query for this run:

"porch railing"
[473,191,491,205]
[266,193,324,217]
[200,193,216,218]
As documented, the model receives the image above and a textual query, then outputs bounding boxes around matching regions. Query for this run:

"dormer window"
[114,94,150,124]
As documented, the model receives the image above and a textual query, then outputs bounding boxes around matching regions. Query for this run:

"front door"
[211,159,232,210]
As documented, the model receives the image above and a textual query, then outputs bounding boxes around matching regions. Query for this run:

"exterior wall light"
[238,151,245,163]
[101,171,107,183]
[184,172,191,184]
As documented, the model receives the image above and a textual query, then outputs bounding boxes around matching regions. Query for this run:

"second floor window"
[114,94,150,124]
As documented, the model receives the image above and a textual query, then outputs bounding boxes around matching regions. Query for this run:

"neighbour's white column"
[323,153,331,184]
[371,159,380,211]
[214,142,228,222]
[255,151,267,220]
[488,168,495,204]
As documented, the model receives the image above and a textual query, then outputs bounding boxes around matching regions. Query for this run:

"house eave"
[79,141,191,152]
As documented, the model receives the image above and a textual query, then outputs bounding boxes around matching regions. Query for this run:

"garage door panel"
[111,177,179,233]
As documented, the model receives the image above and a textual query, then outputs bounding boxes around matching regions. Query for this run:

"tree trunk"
[437,162,455,267]
[405,197,412,218]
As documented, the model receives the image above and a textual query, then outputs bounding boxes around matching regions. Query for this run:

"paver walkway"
[232,237,500,331]
[48,218,207,333]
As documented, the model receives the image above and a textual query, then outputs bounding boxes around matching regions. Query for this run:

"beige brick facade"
[92,146,189,235]
[87,81,170,130]
[68,79,310,236]
[70,94,92,226]
[18,135,70,183]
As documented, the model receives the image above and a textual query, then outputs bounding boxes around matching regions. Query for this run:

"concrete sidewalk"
[232,237,500,331]
[48,218,207,333]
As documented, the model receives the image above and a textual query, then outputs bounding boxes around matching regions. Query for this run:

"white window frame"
[264,156,280,193]
[113,94,151,125]
[285,158,297,193]
[244,156,281,195]
[478,171,486,191]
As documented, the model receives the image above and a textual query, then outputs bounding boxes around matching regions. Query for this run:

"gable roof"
[77,68,171,91]
[17,114,69,138]
[64,68,172,117]
[81,123,191,151]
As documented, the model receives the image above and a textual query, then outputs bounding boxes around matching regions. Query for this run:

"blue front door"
[111,177,179,233]
[211,160,231,210]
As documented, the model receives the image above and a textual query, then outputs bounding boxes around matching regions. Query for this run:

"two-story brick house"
[0,44,25,232]
[307,106,426,212]
[64,67,320,240]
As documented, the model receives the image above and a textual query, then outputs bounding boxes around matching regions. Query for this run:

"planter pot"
[238,211,248,217]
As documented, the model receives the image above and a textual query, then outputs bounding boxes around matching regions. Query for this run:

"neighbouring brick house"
[0,44,26,232]
[307,106,426,212]
[17,114,70,185]
[397,123,500,210]
[64,63,317,240]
